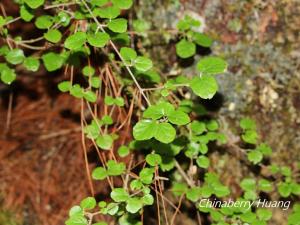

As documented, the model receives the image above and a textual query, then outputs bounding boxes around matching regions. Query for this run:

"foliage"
[0,1,299,225]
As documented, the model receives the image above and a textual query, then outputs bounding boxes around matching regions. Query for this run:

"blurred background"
[0,0,299,224]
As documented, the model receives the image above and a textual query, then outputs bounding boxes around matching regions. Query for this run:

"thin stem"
[81,99,95,196]
[4,17,21,26]
[5,91,13,133]
[156,168,169,225]
[170,193,184,225]
[44,2,79,9]
[142,83,189,92]
[20,36,44,44]
[174,160,195,187]
[17,42,46,50]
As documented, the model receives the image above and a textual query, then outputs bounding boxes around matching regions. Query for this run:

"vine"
[0,1,299,225]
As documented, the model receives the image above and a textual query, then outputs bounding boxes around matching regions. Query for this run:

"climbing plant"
[0,1,299,225]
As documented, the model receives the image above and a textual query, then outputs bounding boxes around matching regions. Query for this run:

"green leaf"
[211,211,224,222]
[23,57,40,72]
[1,67,16,84]
[0,16,5,27]
[252,221,267,225]
[244,190,257,200]
[65,215,88,225]
[98,201,107,208]
[161,89,169,97]
[139,168,154,184]
[0,16,4,27]
[244,190,257,201]
[278,182,292,197]
[134,56,153,72]
[90,0,109,7]
[120,47,137,62]
[82,66,95,77]
[104,96,124,106]
[257,208,272,221]
[20,5,34,22]
[106,203,119,215]
[177,16,199,31]
[57,11,71,27]
[112,0,133,9]
[142,194,154,205]
[269,164,280,174]
[191,121,206,134]
[256,143,272,156]
[200,185,212,198]
[84,90,97,103]
[193,32,213,47]
[258,179,273,192]
[96,134,113,150]
[291,182,300,195]
[130,180,143,190]
[35,15,53,29]
[87,32,110,48]
[42,52,64,71]
[186,187,202,202]
[69,205,83,217]
[199,143,208,154]
[143,102,174,120]
[240,211,256,223]
[0,46,10,56]
[176,39,196,58]
[111,188,129,202]
[247,150,263,165]
[214,185,230,197]
[146,153,162,166]
[126,198,143,214]
[24,0,44,9]
[186,142,201,158]
[70,85,84,98]
[288,206,300,225]
[104,96,115,105]
[171,183,188,196]
[196,155,210,168]
[133,120,157,141]
[108,18,128,33]
[5,49,25,65]
[167,110,190,125]
[240,178,256,191]
[95,6,120,19]
[240,118,256,130]
[190,75,218,99]
[154,122,176,144]
[118,145,130,157]
[57,81,71,92]
[91,77,101,88]
[197,56,227,75]
[64,32,87,50]
[281,166,292,177]
[107,160,126,176]
[142,187,150,194]
[242,130,258,144]
[115,97,124,106]
[101,115,113,125]
[44,29,62,43]
[92,167,107,180]
[206,120,219,131]
[84,119,101,139]
[80,197,96,210]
